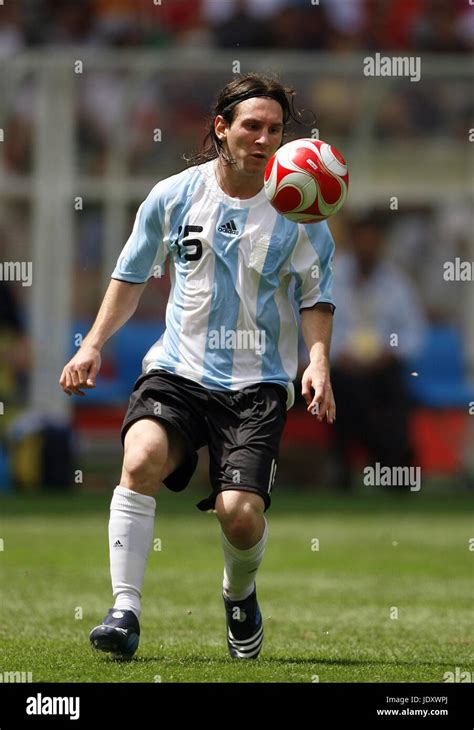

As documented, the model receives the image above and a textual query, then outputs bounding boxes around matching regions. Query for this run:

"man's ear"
[214,115,228,142]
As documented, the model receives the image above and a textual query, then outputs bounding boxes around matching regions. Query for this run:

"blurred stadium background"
[0,0,473,685]
[0,0,472,493]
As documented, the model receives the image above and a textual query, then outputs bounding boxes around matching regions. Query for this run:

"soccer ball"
[264,138,349,223]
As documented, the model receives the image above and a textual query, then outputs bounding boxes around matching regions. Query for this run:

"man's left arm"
[300,303,336,423]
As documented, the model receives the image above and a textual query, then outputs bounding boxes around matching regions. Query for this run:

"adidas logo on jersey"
[113,540,124,548]
[218,220,239,235]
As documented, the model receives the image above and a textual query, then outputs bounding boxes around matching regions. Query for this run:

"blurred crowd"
[0,0,473,54]
[296,204,473,488]
[1,0,472,485]
[3,68,472,180]
[2,1,472,180]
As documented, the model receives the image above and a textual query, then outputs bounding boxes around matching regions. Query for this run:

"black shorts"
[120,369,288,513]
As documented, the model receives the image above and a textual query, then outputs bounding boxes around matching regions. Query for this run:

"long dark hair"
[185,72,313,166]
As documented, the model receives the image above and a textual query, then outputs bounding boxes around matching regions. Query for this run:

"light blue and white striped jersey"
[111,160,336,409]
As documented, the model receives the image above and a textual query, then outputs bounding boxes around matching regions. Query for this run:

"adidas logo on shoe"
[218,220,239,235]
[113,540,124,548]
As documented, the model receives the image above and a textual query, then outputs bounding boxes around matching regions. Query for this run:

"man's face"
[214,97,284,176]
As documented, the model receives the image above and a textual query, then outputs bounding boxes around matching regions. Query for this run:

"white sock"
[221,517,269,601]
[108,485,156,620]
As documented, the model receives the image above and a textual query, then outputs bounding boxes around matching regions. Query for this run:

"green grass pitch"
[0,490,472,683]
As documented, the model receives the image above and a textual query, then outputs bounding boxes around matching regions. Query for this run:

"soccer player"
[59,73,336,660]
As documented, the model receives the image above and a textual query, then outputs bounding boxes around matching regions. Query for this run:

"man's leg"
[215,490,267,659]
[90,417,188,656]
[215,490,267,601]
[207,384,285,658]
[109,418,188,619]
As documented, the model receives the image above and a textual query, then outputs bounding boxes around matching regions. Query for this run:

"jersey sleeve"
[291,220,336,313]
[111,183,168,283]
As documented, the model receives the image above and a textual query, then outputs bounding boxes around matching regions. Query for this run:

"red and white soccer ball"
[264,138,349,223]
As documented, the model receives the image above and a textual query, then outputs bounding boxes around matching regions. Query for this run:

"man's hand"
[301,359,336,424]
[59,345,102,397]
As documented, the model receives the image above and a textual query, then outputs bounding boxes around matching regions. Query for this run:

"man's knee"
[121,418,186,495]
[215,490,265,541]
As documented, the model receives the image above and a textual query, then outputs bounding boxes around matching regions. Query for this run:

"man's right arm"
[59,278,147,397]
